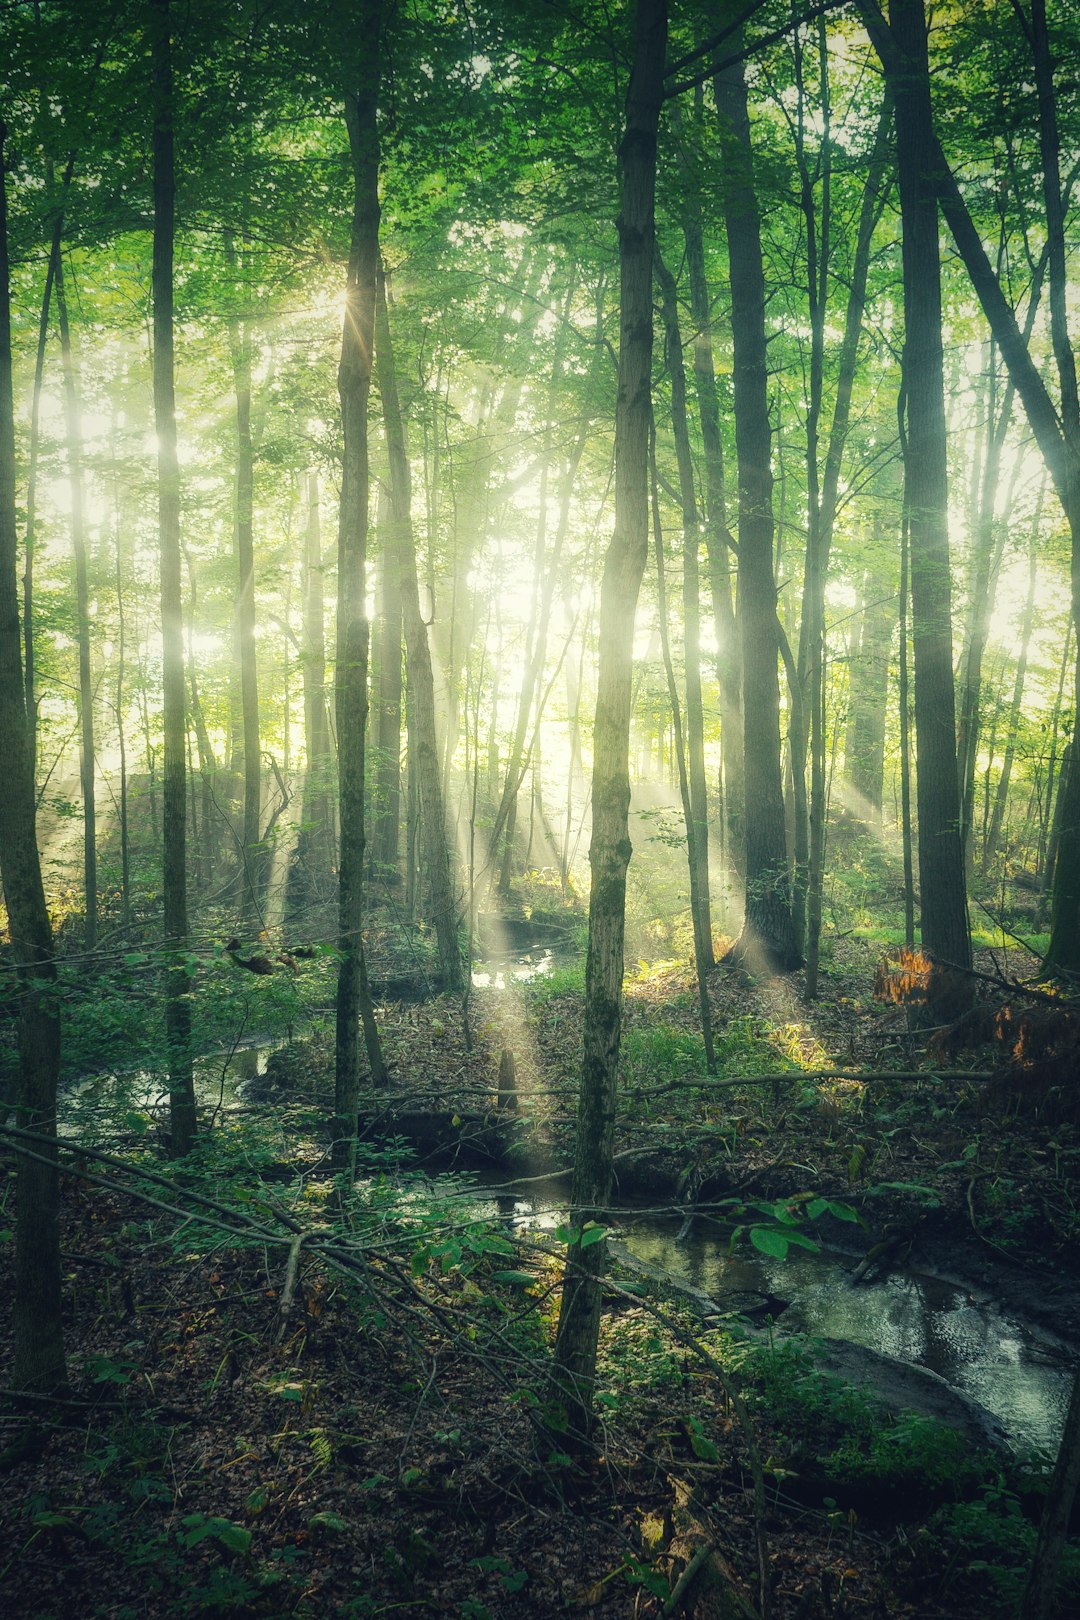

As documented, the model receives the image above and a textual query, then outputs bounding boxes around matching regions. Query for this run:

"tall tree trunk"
[983,536,1039,870]
[287,468,333,923]
[682,207,743,877]
[892,0,970,971]
[1038,624,1072,887]
[548,0,667,1443]
[371,474,403,880]
[0,116,66,1395]
[650,423,716,1070]
[860,0,1080,973]
[225,242,261,925]
[112,444,131,926]
[375,265,461,990]
[899,509,916,949]
[334,5,387,1172]
[714,32,797,970]
[22,206,65,782]
[150,0,196,1156]
[54,257,96,950]
[654,247,713,974]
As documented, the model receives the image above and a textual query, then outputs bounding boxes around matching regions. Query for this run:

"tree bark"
[650,420,716,1071]
[714,30,797,970]
[682,208,743,879]
[983,534,1039,870]
[548,0,667,1444]
[654,246,714,980]
[892,0,971,972]
[375,264,461,990]
[371,474,403,880]
[0,117,66,1395]
[54,256,97,951]
[859,0,1080,972]
[334,2,388,1169]
[225,235,262,925]
[150,0,196,1156]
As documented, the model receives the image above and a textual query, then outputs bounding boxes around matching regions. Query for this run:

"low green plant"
[900,1480,1080,1610]
[525,961,586,1003]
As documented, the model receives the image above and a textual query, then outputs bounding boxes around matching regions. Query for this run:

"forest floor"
[2,929,1079,1618]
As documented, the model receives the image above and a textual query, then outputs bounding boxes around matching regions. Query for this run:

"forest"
[2,0,1080,1615]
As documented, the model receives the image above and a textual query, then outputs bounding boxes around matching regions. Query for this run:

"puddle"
[60,1041,277,1131]
[471,946,555,989]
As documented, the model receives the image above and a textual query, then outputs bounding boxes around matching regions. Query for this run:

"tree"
[334,0,387,1171]
[889,0,971,973]
[714,24,798,972]
[549,0,667,1444]
[0,113,66,1395]
[150,0,197,1156]
[374,264,461,993]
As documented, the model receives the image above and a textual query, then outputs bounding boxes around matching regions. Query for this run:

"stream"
[58,941,1074,1457]
[463,1183,1073,1455]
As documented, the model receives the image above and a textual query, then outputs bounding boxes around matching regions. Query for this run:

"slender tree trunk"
[225,260,261,925]
[0,116,66,1396]
[112,452,131,926]
[860,0,1080,972]
[549,0,667,1443]
[1038,624,1072,886]
[371,472,403,880]
[892,0,970,971]
[375,265,461,990]
[150,0,196,1156]
[714,34,797,970]
[287,469,333,923]
[682,209,743,876]
[22,208,65,782]
[899,510,916,949]
[654,247,713,972]
[54,257,97,950]
[334,7,387,1171]
[650,424,716,1069]
[983,539,1038,870]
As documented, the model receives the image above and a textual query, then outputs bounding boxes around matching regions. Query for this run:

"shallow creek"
[59,939,1073,1456]
[463,1184,1073,1455]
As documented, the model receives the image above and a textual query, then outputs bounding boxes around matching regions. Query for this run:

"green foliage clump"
[900,1481,1080,1612]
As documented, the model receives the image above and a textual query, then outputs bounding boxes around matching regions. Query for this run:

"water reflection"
[471,947,555,990]
[624,1218,1072,1454]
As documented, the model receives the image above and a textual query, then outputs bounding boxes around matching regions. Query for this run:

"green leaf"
[490,1269,535,1288]
[580,1222,609,1248]
[308,1511,347,1535]
[749,1226,790,1258]
[181,1514,251,1555]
